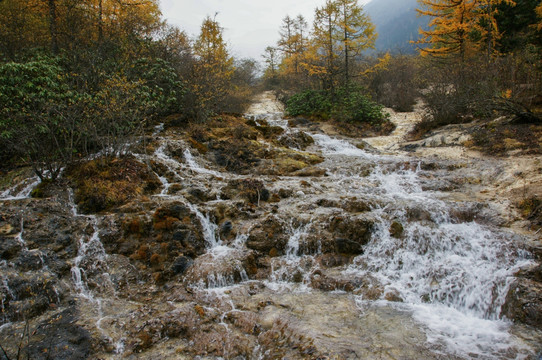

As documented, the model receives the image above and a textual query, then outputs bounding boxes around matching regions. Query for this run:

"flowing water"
[119,93,538,358]
[0,93,540,359]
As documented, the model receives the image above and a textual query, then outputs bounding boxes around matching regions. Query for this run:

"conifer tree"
[335,0,376,83]
[192,15,234,120]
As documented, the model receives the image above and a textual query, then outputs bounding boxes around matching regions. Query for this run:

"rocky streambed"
[1,91,541,359]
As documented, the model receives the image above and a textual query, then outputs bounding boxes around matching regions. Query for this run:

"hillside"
[365,0,427,53]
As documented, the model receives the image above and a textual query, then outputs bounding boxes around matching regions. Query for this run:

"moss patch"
[185,114,324,175]
[518,197,542,229]
[66,156,161,213]
[471,123,542,156]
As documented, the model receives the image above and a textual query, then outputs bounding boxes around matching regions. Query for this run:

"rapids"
[0,91,540,359]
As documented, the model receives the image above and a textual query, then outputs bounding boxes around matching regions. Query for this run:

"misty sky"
[160,0,371,61]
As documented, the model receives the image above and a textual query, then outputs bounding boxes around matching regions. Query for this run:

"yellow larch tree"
[311,0,340,91]
[191,15,234,121]
[335,0,377,84]
[416,0,480,61]
[416,0,516,61]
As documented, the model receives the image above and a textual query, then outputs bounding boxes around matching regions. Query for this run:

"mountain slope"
[365,0,427,53]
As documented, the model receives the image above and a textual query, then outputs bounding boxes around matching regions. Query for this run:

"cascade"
[267,222,317,289]
[68,192,124,353]
[183,148,222,177]
[0,177,41,201]
[1,92,538,359]
[312,130,532,357]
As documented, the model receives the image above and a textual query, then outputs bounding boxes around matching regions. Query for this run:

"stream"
[0,92,541,359]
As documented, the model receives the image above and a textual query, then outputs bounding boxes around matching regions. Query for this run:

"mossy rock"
[66,156,161,213]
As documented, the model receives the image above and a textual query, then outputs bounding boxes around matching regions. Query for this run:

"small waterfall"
[152,122,164,136]
[70,216,110,301]
[186,202,220,249]
[313,133,375,159]
[14,216,27,249]
[0,274,15,324]
[0,177,41,201]
[341,161,532,357]
[183,148,221,177]
[67,192,125,353]
[267,222,316,290]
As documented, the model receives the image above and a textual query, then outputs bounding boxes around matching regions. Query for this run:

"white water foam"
[0,177,41,201]
[313,133,376,159]
[183,148,222,177]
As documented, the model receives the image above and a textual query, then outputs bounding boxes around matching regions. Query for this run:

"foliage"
[189,16,235,121]
[0,56,84,179]
[334,0,377,83]
[286,85,387,124]
[285,90,332,118]
[332,85,388,123]
[470,121,542,155]
[265,0,376,92]
[415,0,516,60]
[126,57,185,116]
[0,54,166,178]
[366,54,421,111]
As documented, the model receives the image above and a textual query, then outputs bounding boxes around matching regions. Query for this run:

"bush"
[285,90,332,118]
[332,85,388,124]
[126,57,186,117]
[0,56,85,179]
[285,86,387,125]
[367,55,421,112]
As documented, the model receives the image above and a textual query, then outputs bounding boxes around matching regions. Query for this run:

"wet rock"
[334,238,364,255]
[317,253,352,268]
[384,289,404,302]
[406,206,433,222]
[24,308,92,360]
[328,216,373,255]
[316,198,341,208]
[278,188,294,199]
[246,216,287,254]
[292,166,326,177]
[224,178,270,204]
[0,223,15,235]
[220,220,233,237]
[1,271,62,322]
[278,131,315,150]
[123,304,201,353]
[503,277,542,329]
[389,221,404,238]
[14,250,45,271]
[183,250,253,287]
[310,271,362,292]
[0,237,23,259]
[186,186,212,203]
[343,199,372,213]
[288,117,312,127]
[171,256,193,275]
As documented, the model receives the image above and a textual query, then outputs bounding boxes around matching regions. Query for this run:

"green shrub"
[285,89,331,118]
[285,86,387,124]
[333,85,388,124]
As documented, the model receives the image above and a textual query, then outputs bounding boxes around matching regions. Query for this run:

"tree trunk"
[47,0,58,54]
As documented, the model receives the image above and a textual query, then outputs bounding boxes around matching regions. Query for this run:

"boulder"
[171,256,193,275]
[328,216,373,255]
[389,221,404,238]
[246,216,288,255]
[502,277,542,329]
[278,131,315,150]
